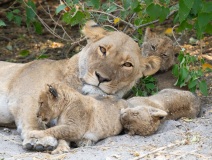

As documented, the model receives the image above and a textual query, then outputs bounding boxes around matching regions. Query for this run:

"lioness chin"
[0,20,161,151]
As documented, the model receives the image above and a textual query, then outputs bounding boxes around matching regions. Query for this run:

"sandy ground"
[0,103,211,160]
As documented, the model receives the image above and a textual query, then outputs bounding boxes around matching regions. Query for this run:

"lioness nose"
[95,72,111,83]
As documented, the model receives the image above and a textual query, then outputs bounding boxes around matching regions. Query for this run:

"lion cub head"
[120,105,167,136]
[79,21,161,98]
[37,84,70,125]
[142,27,180,72]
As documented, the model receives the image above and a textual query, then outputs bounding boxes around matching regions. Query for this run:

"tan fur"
[0,21,161,150]
[30,83,128,153]
[142,27,180,71]
[121,89,200,136]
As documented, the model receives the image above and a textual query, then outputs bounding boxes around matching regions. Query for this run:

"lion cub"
[32,83,128,153]
[142,28,180,71]
[121,89,200,136]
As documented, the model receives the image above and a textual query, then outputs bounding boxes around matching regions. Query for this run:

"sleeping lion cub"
[30,83,128,153]
[142,27,180,71]
[121,89,201,136]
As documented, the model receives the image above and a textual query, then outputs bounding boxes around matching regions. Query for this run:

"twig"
[0,35,11,41]
[39,2,74,41]
[172,24,183,50]
[22,1,73,42]
[132,140,186,160]
[103,25,119,31]
[0,0,18,12]
[89,10,136,30]
[123,13,136,33]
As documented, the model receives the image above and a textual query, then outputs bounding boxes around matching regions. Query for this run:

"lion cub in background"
[31,83,128,154]
[142,27,180,72]
[121,89,201,136]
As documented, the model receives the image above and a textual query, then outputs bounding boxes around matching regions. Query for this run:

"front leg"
[51,139,70,154]
[28,125,83,151]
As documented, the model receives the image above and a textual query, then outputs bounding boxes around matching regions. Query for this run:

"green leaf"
[188,79,197,89]
[144,0,153,6]
[183,0,194,9]
[6,12,14,21]
[172,64,179,77]
[191,0,202,15]
[26,0,36,25]
[14,16,22,26]
[56,4,66,15]
[159,6,170,22]
[0,19,6,26]
[205,23,212,34]
[146,3,162,20]
[179,0,194,23]
[180,67,189,80]
[33,21,42,34]
[145,83,155,90]
[197,12,212,29]
[12,9,20,14]
[37,54,49,59]
[90,0,100,9]
[70,11,86,26]
[106,5,117,13]
[19,50,30,57]
[202,1,212,13]
[199,80,208,96]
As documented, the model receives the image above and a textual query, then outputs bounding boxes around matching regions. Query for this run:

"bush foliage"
[0,0,211,96]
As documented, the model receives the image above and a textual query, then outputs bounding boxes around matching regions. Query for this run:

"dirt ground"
[0,1,212,160]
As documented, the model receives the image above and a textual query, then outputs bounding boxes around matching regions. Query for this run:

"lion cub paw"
[77,139,95,147]
[23,130,58,152]
[51,142,70,154]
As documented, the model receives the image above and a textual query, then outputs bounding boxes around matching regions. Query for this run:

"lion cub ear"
[140,56,161,76]
[47,84,58,98]
[148,107,167,120]
[144,27,157,42]
[81,20,108,42]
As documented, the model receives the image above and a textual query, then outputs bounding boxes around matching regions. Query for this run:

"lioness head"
[142,27,180,72]
[79,21,161,98]
[120,105,167,136]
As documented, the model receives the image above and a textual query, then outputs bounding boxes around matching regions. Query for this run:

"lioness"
[142,27,180,71]
[121,89,201,136]
[30,83,128,153]
[0,21,161,150]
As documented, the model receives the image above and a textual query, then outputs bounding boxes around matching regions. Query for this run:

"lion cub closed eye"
[120,89,201,136]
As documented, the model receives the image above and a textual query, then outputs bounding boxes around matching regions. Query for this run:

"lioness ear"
[47,84,58,98]
[140,56,161,76]
[149,107,167,119]
[81,20,108,42]
[144,27,157,42]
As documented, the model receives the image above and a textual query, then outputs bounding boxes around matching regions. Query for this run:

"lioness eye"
[122,62,133,67]
[151,45,156,51]
[99,46,106,56]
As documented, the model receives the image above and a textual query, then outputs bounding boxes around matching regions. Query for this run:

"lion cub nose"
[95,71,111,83]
